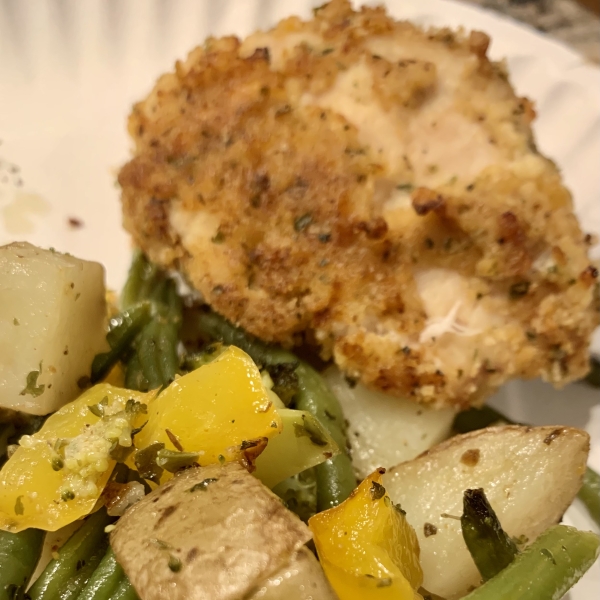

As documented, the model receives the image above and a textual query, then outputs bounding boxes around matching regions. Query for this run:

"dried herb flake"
[369,481,386,501]
[19,362,45,397]
[188,478,218,493]
[294,213,313,232]
[14,495,24,515]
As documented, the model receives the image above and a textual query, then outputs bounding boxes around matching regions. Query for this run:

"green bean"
[120,250,157,309]
[136,321,165,390]
[462,525,600,600]
[453,405,600,529]
[0,528,45,600]
[0,422,16,468]
[10,414,47,438]
[585,357,600,388]
[155,321,180,384]
[76,547,124,600]
[461,488,518,581]
[313,454,356,511]
[123,354,149,392]
[111,577,139,600]
[129,277,182,390]
[273,468,317,522]
[136,264,161,305]
[452,405,512,433]
[579,467,600,527]
[164,282,182,322]
[293,363,355,510]
[91,302,152,383]
[188,307,356,510]
[79,256,183,596]
[294,363,347,451]
[188,307,296,366]
[27,509,112,600]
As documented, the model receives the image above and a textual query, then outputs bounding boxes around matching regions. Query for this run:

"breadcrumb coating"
[119,0,599,408]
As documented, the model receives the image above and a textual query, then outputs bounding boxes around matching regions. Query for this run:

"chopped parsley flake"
[155,449,200,473]
[294,416,328,447]
[294,213,313,232]
[19,362,45,397]
[14,496,24,515]
[188,478,218,493]
[168,555,182,573]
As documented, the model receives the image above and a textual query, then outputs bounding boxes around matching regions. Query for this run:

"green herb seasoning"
[168,555,182,573]
[188,478,218,493]
[134,442,166,483]
[294,213,313,232]
[14,495,24,515]
[294,416,329,447]
[156,449,200,473]
[19,362,45,397]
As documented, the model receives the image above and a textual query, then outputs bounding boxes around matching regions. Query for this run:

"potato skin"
[246,547,338,600]
[110,463,312,600]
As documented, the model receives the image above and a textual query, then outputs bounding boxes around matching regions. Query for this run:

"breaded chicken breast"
[119,0,599,409]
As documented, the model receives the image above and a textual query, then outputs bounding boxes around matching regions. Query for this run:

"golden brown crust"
[119,0,599,408]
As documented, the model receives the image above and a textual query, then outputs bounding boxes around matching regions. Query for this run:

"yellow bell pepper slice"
[0,384,147,532]
[309,469,424,600]
[131,346,282,483]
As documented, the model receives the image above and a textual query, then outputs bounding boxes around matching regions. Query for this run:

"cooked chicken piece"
[119,0,599,409]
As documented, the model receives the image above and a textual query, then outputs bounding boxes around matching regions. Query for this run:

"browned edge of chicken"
[119,0,599,409]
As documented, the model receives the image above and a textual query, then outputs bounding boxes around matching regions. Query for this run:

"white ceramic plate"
[0,0,598,596]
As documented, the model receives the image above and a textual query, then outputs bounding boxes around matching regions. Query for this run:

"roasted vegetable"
[77,547,125,600]
[0,384,147,532]
[453,404,600,528]
[452,405,509,434]
[309,469,423,600]
[110,462,311,600]
[90,302,152,384]
[584,357,600,388]
[254,408,340,488]
[0,527,45,600]
[273,470,318,523]
[128,280,181,390]
[27,508,112,600]
[292,363,355,511]
[462,525,600,600]
[111,578,139,600]
[109,252,183,392]
[0,242,108,415]
[579,466,600,527]
[324,367,455,479]
[186,307,356,510]
[247,547,337,600]
[383,425,589,599]
[461,488,518,581]
[131,345,282,483]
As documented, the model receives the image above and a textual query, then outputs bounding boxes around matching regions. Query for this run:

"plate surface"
[0,0,598,596]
